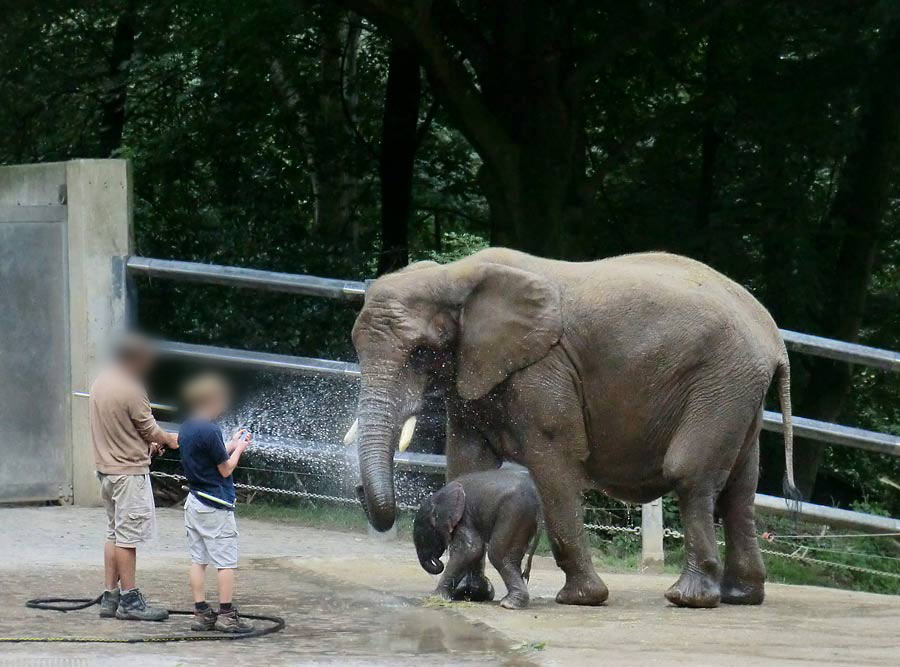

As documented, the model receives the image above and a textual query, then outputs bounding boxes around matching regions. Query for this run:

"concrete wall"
[67,160,134,506]
[0,160,132,506]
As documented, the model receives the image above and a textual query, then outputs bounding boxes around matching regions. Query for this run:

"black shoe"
[191,607,218,631]
[99,589,120,618]
[214,608,254,634]
[115,588,169,621]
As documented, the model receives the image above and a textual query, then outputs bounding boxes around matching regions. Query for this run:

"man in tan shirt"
[90,335,178,621]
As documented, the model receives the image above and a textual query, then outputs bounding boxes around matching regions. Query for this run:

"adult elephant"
[348,248,796,608]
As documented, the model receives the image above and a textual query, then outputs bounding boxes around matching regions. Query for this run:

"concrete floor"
[0,506,898,666]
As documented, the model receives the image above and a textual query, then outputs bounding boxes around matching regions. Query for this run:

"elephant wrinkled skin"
[350,248,796,609]
[414,470,541,609]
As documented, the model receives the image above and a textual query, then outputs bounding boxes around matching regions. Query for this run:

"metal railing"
[129,255,900,536]
[128,256,366,300]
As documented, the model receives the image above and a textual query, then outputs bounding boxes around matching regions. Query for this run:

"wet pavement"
[0,506,898,666]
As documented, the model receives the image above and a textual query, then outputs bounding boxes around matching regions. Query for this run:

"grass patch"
[422,595,475,609]
[238,500,415,537]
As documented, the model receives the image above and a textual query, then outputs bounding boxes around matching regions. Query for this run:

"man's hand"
[165,432,179,450]
[149,442,165,458]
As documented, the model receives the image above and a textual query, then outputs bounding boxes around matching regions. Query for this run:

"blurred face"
[122,349,155,378]
[195,391,229,421]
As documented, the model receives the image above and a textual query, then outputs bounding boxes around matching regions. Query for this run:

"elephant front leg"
[531,467,609,606]
[434,540,488,601]
[445,401,500,602]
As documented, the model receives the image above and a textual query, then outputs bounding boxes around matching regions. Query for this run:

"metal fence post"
[641,498,665,572]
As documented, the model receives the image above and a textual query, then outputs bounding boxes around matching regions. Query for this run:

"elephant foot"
[720,578,765,605]
[451,572,495,602]
[499,592,529,610]
[665,570,721,608]
[555,573,609,606]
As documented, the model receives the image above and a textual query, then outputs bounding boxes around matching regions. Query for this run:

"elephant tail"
[776,357,802,511]
[522,515,542,583]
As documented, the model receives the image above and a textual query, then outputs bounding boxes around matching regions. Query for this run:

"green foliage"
[1,1,899,520]
[420,232,489,264]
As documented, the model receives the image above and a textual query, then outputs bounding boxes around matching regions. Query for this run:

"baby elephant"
[413,469,541,609]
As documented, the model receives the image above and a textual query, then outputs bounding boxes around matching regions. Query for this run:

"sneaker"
[99,589,120,618]
[214,608,254,634]
[115,588,169,621]
[191,607,218,631]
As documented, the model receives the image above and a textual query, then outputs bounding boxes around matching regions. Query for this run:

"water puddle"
[260,562,540,665]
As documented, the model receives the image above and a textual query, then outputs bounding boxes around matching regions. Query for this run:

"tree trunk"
[313,10,361,242]
[693,21,725,264]
[377,43,421,275]
[477,116,580,258]
[98,5,136,157]
[789,25,900,498]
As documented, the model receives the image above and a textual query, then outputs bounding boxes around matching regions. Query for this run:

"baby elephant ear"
[432,481,466,540]
[456,263,562,400]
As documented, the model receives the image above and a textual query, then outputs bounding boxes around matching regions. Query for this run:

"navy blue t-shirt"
[178,419,235,510]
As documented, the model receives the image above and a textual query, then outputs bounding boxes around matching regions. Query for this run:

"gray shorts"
[99,473,157,547]
[184,493,239,569]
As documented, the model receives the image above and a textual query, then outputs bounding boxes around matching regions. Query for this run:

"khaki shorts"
[184,493,239,569]
[99,473,157,547]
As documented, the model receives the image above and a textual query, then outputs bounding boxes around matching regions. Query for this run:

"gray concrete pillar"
[641,498,665,572]
[66,160,133,506]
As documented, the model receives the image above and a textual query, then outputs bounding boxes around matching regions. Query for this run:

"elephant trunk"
[356,382,400,532]
[420,556,444,575]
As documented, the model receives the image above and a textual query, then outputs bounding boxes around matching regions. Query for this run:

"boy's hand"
[230,429,251,450]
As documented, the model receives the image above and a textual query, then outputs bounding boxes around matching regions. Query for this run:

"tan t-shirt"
[90,365,169,475]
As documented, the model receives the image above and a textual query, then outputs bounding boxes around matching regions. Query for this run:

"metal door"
[0,204,71,502]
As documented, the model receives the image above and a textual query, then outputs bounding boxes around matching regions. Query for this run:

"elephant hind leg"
[717,424,766,605]
[665,489,722,608]
[488,541,529,610]
[487,499,537,609]
[662,403,758,608]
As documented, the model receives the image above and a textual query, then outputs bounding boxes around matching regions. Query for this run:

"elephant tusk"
[398,416,417,452]
[342,418,359,446]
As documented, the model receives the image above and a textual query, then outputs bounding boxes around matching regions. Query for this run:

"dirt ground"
[0,507,897,666]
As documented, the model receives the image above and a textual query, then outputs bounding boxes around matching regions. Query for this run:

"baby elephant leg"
[487,510,536,610]
[435,538,486,600]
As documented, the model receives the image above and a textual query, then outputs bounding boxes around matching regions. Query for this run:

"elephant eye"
[409,345,435,366]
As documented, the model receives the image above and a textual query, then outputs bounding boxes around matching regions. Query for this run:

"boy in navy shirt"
[179,374,253,633]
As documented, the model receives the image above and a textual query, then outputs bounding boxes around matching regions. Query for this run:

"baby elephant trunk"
[413,503,445,575]
[420,555,444,575]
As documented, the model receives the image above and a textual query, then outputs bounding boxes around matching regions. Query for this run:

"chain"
[585,523,641,535]
[766,532,900,540]
[150,471,900,579]
[759,547,900,579]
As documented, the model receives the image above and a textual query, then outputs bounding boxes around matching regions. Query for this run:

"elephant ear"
[431,481,466,540]
[456,263,563,400]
